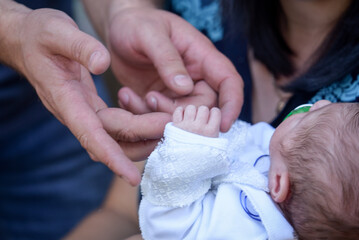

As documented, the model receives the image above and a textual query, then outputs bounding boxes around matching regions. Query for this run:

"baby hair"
[279,103,359,239]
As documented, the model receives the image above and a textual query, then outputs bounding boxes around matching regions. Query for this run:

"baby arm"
[140,106,229,239]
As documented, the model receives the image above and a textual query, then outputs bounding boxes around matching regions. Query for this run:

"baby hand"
[172,105,221,137]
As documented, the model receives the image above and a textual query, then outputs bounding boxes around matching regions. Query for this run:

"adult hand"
[0,1,170,186]
[105,4,244,132]
[109,6,243,132]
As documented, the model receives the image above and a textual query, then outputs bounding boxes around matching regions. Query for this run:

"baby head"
[268,100,359,239]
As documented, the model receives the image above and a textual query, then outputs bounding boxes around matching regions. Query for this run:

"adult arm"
[82,0,244,132]
[0,0,171,186]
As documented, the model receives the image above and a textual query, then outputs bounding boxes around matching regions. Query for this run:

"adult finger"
[98,108,171,141]
[145,81,217,113]
[139,22,194,95]
[218,74,244,132]
[118,87,151,114]
[119,139,161,161]
[48,20,111,75]
[98,108,171,159]
[202,51,244,132]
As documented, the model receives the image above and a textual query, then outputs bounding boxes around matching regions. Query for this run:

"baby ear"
[269,170,289,203]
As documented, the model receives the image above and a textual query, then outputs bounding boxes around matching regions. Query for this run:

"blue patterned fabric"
[171,0,223,42]
[0,1,113,239]
[309,74,359,103]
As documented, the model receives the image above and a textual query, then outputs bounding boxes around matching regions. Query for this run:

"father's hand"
[109,8,243,131]
[0,1,169,185]
[86,2,244,132]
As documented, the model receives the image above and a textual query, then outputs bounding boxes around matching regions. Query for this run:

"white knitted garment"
[141,121,252,207]
[141,123,230,207]
[214,120,269,191]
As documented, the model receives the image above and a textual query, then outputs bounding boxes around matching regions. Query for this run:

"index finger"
[98,108,172,161]
[139,22,194,95]
[203,50,244,132]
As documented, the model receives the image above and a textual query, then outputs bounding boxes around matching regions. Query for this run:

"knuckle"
[77,132,89,151]
[88,153,98,162]
[77,129,114,169]
[103,157,113,171]
[114,128,137,143]
[71,38,89,61]
[156,50,182,68]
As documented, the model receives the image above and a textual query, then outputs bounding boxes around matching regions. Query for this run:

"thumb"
[50,24,111,75]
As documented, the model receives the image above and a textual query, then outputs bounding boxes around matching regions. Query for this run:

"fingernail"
[89,51,101,71]
[174,75,191,87]
[149,96,157,110]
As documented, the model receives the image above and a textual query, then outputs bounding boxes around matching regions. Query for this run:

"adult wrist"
[0,0,30,71]
[82,0,161,44]
[106,0,160,40]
